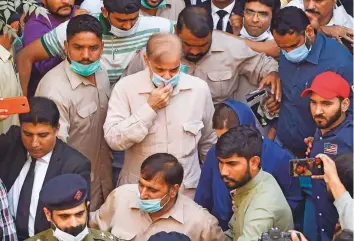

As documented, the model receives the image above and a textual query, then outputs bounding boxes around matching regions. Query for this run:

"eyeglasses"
[244,9,270,20]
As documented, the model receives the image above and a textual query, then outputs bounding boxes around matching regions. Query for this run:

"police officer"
[300,71,353,241]
[25,174,117,241]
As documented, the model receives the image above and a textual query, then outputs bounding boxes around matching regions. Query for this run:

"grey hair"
[146,33,183,62]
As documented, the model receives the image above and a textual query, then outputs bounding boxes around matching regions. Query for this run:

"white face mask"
[240,27,273,42]
[109,18,140,37]
[53,225,89,241]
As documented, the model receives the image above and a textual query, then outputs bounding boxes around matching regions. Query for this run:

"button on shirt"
[308,115,353,241]
[103,69,217,189]
[90,184,226,241]
[211,1,235,32]
[35,60,112,211]
[276,33,353,155]
[8,152,52,237]
[286,0,354,29]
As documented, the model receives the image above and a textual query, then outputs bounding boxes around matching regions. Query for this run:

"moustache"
[314,114,325,119]
[63,224,85,236]
[305,8,321,15]
[221,175,237,183]
[57,4,73,12]
[79,59,94,64]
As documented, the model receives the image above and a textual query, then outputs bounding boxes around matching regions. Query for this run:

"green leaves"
[0,0,50,37]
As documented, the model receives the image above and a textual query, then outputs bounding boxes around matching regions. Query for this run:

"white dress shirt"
[211,0,236,31]
[8,152,52,237]
[286,0,354,29]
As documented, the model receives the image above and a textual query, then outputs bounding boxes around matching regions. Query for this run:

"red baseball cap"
[301,71,351,99]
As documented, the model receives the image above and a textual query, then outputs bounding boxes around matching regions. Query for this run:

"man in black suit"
[197,0,245,34]
[0,97,91,241]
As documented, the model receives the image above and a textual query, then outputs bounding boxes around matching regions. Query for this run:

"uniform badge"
[73,190,83,201]
[324,143,338,155]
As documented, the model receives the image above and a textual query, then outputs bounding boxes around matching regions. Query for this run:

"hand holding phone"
[289,158,324,177]
[0,97,30,116]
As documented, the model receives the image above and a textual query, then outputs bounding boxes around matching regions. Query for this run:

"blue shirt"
[309,115,353,241]
[277,33,353,155]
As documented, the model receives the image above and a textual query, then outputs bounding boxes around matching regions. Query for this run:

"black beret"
[148,232,191,241]
[103,0,141,14]
[39,174,88,210]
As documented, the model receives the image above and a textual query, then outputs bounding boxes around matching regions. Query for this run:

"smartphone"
[341,38,353,55]
[289,158,324,177]
[0,97,30,115]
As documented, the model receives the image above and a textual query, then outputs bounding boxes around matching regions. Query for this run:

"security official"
[25,174,116,241]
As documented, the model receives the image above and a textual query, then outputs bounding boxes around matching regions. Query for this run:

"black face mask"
[62,224,86,236]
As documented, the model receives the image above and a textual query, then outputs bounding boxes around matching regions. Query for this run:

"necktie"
[216,10,228,31]
[16,157,37,240]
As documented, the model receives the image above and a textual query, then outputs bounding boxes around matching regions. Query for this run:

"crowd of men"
[0,0,353,240]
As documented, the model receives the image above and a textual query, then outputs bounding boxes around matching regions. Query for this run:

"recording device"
[258,228,295,241]
[0,96,30,115]
[289,158,324,177]
[245,87,278,126]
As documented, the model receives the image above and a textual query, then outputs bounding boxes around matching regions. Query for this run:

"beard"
[222,165,252,190]
[52,220,86,237]
[51,4,74,18]
[313,107,342,130]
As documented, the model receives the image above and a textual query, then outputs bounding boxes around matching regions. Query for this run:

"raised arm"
[16,39,50,97]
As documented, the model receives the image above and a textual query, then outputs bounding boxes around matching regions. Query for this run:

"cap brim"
[301,87,338,99]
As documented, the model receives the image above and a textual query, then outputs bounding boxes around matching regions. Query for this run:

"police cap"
[39,174,88,210]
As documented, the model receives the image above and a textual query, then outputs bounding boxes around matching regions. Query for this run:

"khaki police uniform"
[25,228,118,241]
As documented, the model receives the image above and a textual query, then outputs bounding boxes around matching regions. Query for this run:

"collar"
[211,0,235,15]
[137,68,193,95]
[99,13,112,36]
[0,45,11,62]
[64,60,96,90]
[327,5,353,27]
[317,115,353,138]
[305,33,325,65]
[165,0,172,7]
[27,151,53,164]
[129,187,184,224]
[232,169,264,195]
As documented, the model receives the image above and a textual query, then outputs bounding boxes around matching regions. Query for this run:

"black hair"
[103,0,141,14]
[67,14,103,41]
[334,153,353,197]
[270,6,310,36]
[213,104,240,130]
[334,230,353,241]
[215,125,263,161]
[19,97,60,128]
[176,6,213,38]
[246,0,280,16]
[148,232,191,241]
[141,153,184,187]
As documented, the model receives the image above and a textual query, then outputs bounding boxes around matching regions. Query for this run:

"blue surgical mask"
[281,34,312,63]
[136,190,170,213]
[150,64,181,88]
[69,58,101,77]
[141,0,167,9]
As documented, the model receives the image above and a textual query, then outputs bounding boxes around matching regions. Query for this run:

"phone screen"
[289,158,324,177]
